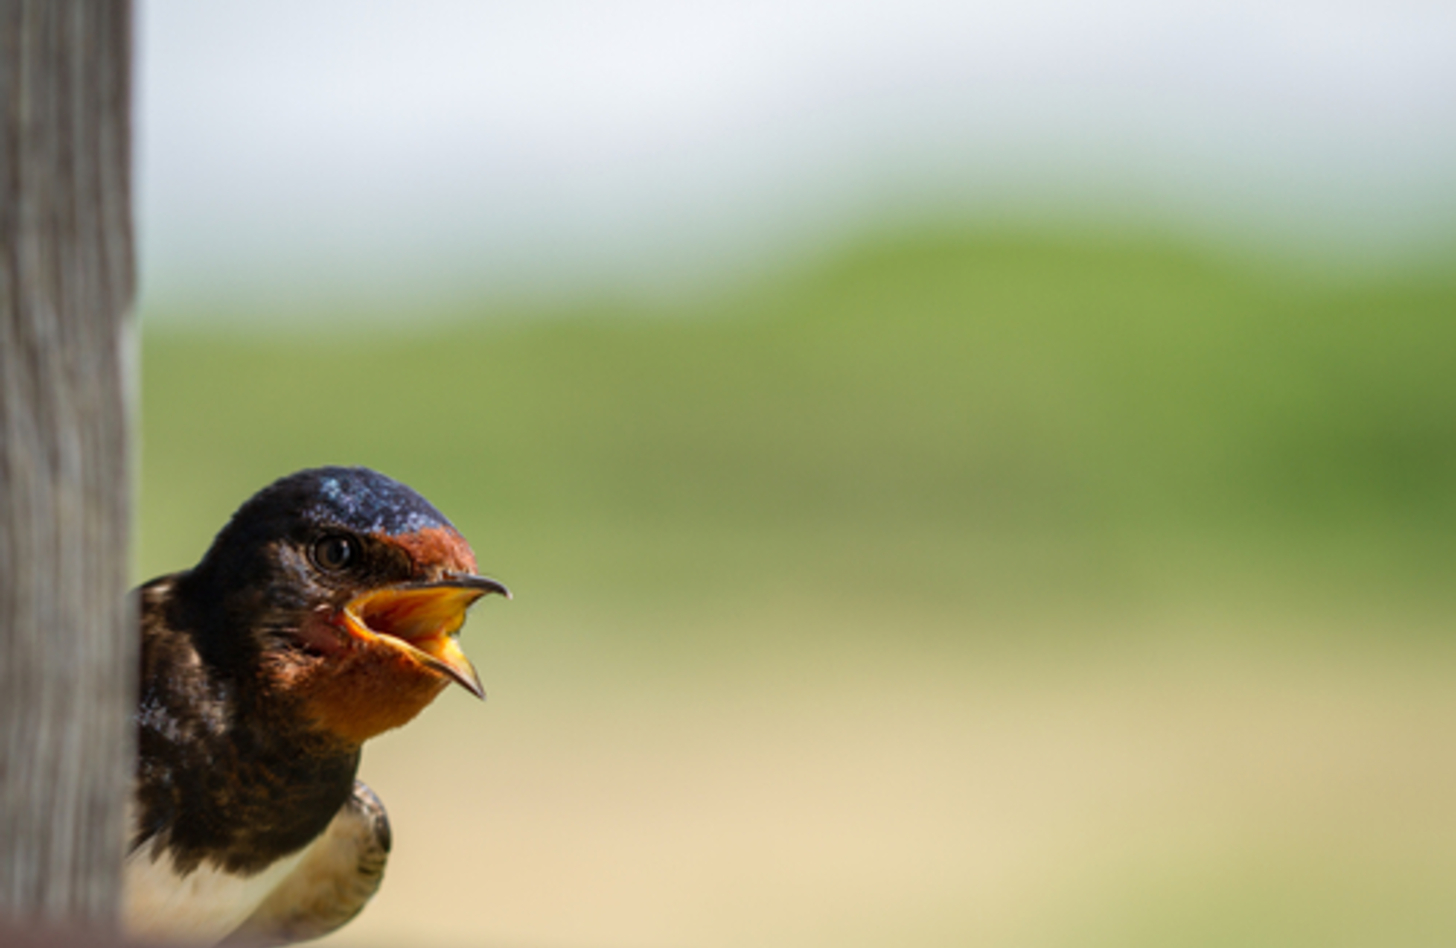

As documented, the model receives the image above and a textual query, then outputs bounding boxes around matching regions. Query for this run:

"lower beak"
[342,574,509,699]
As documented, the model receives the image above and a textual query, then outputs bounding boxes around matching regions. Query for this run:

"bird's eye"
[312,534,355,571]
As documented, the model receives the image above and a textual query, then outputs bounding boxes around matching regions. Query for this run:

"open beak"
[341,573,509,699]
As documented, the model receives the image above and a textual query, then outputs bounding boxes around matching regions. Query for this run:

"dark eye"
[312,534,355,571]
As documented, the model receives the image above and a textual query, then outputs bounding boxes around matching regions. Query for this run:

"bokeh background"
[135,3,1456,946]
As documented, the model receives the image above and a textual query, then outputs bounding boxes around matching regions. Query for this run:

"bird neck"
[135,580,367,876]
[137,678,364,876]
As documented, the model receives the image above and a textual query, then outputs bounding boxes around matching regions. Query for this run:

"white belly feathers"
[124,836,308,946]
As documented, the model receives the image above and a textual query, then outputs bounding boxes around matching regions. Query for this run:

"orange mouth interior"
[343,585,487,697]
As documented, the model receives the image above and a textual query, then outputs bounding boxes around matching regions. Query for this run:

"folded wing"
[222,781,392,947]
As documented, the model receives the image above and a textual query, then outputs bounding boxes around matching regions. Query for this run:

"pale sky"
[138,1,1456,320]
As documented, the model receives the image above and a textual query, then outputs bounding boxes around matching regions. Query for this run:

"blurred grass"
[139,223,1456,947]
[141,225,1456,648]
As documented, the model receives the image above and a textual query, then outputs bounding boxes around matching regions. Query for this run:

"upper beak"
[342,573,510,699]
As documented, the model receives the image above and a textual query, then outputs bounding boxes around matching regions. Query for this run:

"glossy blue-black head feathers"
[217,467,458,549]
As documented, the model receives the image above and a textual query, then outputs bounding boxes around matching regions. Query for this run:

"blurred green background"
[138,223,1456,948]
[137,3,1456,945]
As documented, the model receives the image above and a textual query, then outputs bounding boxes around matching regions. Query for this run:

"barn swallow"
[123,467,508,946]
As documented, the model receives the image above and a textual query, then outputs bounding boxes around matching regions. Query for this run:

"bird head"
[177,466,509,744]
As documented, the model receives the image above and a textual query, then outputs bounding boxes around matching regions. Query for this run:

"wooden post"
[0,0,135,930]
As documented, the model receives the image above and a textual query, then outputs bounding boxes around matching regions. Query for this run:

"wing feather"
[221,781,391,947]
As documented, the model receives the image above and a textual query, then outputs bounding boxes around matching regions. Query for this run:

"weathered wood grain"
[0,0,135,928]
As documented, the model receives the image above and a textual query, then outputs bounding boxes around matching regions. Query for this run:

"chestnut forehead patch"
[379,526,477,575]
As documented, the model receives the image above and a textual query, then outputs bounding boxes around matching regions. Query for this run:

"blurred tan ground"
[320,605,1456,948]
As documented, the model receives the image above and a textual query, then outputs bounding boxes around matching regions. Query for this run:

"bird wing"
[220,780,392,947]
